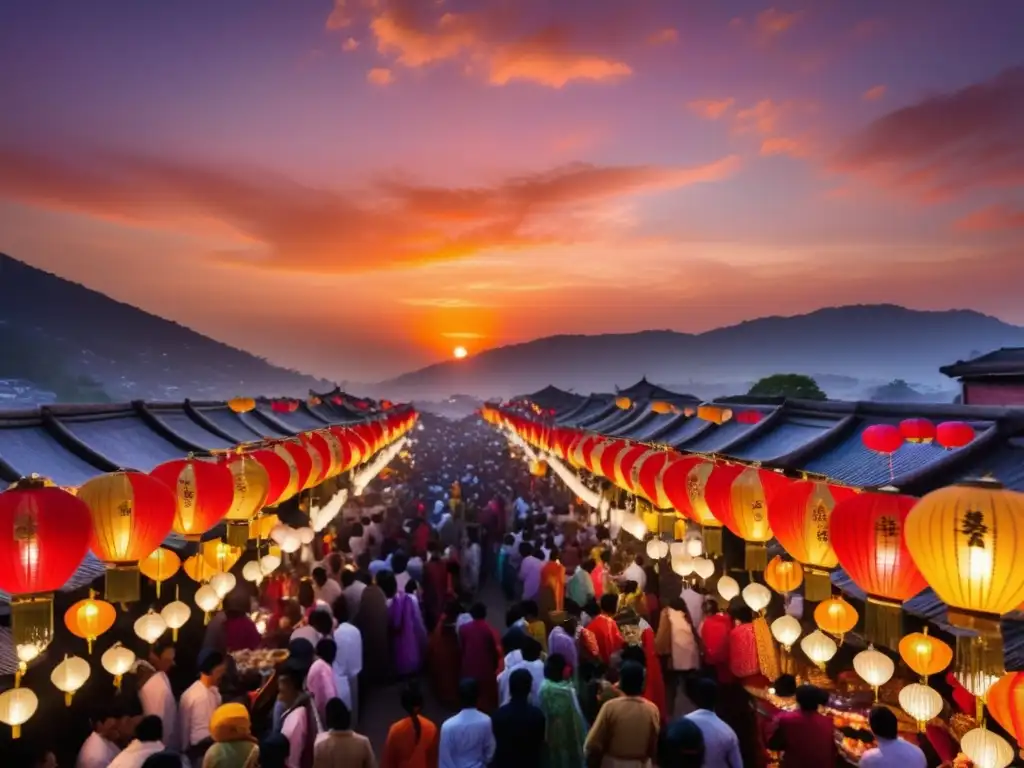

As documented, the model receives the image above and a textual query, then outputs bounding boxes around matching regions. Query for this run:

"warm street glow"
[453,346,468,359]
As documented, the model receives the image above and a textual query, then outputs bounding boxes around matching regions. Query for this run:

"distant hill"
[379,305,1024,399]
[0,254,333,403]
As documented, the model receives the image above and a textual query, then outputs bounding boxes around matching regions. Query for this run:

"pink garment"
[225,615,262,652]
[305,658,337,727]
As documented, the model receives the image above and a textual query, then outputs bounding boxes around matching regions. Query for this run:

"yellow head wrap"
[210,702,252,743]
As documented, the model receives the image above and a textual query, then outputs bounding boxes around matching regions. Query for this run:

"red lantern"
[736,410,763,425]
[899,418,936,444]
[579,435,603,473]
[661,455,722,554]
[861,424,904,454]
[767,479,858,601]
[829,490,927,648]
[250,448,298,506]
[634,451,675,509]
[705,465,786,570]
[0,478,93,648]
[597,440,628,481]
[299,433,329,487]
[150,457,234,540]
[277,441,313,491]
[936,421,975,450]
[614,444,652,492]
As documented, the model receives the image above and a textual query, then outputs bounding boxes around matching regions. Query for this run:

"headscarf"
[211,703,252,743]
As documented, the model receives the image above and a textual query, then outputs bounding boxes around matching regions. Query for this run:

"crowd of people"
[58,413,934,768]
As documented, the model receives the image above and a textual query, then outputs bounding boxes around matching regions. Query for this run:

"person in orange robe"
[588,594,625,665]
[539,549,566,612]
[381,684,439,768]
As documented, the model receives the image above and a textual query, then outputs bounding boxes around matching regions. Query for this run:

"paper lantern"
[692,557,715,580]
[661,456,722,554]
[210,571,236,599]
[101,642,136,689]
[51,654,90,706]
[771,615,802,651]
[830,490,927,649]
[899,683,943,730]
[621,514,648,541]
[615,397,632,410]
[905,480,1024,651]
[861,424,904,454]
[801,630,837,670]
[195,584,220,623]
[249,449,297,507]
[854,645,895,700]
[259,553,282,575]
[0,687,37,738]
[672,555,694,577]
[64,592,116,654]
[79,471,176,603]
[183,554,219,583]
[277,441,313,492]
[768,479,857,601]
[705,466,784,571]
[697,405,732,424]
[900,418,936,444]
[222,453,271,546]
[228,397,256,413]
[814,597,858,642]
[242,560,264,585]
[597,440,629,481]
[161,594,192,642]
[899,629,953,681]
[138,547,181,598]
[764,556,804,596]
[613,444,650,492]
[742,583,771,613]
[984,673,1024,757]
[717,575,740,602]
[646,539,669,560]
[686,538,704,557]
[937,421,975,450]
[529,460,548,477]
[651,401,672,415]
[151,456,234,540]
[670,542,687,559]
[0,479,93,649]
[298,433,328,488]
[134,609,167,644]
[961,728,1014,768]
[736,410,763,425]
[249,513,280,541]
[202,539,243,572]
[684,407,696,417]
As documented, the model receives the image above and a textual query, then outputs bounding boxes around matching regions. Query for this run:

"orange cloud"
[367,67,394,85]
[862,84,886,102]
[760,137,806,157]
[689,98,735,120]
[342,37,360,52]
[734,99,787,135]
[954,205,1024,233]
[756,8,803,38]
[648,28,678,46]
[326,0,352,30]
[489,30,632,88]
[0,148,741,275]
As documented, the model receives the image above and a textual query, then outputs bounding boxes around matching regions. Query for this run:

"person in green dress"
[538,653,588,768]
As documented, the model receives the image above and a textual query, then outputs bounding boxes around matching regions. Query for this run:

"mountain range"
[0,254,333,403]
[378,305,1024,400]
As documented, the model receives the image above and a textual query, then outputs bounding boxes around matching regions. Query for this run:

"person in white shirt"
[312,566,342,609]
[137,640,179,754]
[680,583,705,631]
[178,650,226,760]
[332,601,364,725]
[622,554,647,592]
[107,716,168,768]
[684,677,743,768]
[497,637,545,706]
[439,679,496,768]
[859,706,927,768]
[76,702,122,768]
[278,667,317,768]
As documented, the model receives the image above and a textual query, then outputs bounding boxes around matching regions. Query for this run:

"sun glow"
[453,346,468,359]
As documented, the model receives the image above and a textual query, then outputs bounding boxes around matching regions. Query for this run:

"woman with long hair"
[538,653,587,768]
[381,684,439,768]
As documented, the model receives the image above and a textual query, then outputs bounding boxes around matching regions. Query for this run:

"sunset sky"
[1,0,1022,381]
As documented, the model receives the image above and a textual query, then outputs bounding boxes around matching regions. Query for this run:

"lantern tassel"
[744,542,767,572]
[11,725,20,739]
[803,569,833,603]
[65,691,74,707]
[9,594,54,649]
[703,526,722,557]
[105,566,141,604]
[865,598,903,651]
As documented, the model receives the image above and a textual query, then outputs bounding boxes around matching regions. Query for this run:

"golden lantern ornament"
[228,397,256,414]
[138,547,181,598]
[202,539,243,573]
[64,590,116,654]
[183,553,219,583]
[814,597,858,644]
[101,643,135,690]
[51,654,90,706]
[0,687,37,739]
[898,628,953,682]
[764,557,804,595]
[222,452,271,547]
[195,584,220,624]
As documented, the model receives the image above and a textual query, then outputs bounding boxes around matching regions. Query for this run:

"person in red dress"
[588,594,625,665]
[457,602,504,713]
[768,684,838,767]
[699,598,734,684]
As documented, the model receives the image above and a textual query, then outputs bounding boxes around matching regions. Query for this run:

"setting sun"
[453,346,468,359]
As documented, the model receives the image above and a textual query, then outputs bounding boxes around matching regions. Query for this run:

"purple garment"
[388,593,427,676]
[548,626,578,674]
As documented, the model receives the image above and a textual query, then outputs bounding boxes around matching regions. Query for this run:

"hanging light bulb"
[854,645,895,701]
[801,630,838,670]
[133,610,167,645]
[742,583,771,613]
[210,571,236,599]
[771,615,802,651]
[898,683,943,730]
[960,728,1014,768]
[242,560,264,585]
[195,584,220,624]
[0,687,38,739]
[100,643,135,690]
[260,553,282,575]
[160,587,192,642]
[50,654,90,706]
[718,575,740,602]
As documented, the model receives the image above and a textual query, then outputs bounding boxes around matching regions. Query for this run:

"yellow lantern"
[138,547,181,598]
[228,397,256,413]
[651,401,672,415]
[202,539,243,572]
[183,554,219,583]
[853,645,895,701]
[801,629,838,670]
[195,584,220,623]
[814,596,858,643]
[898,628,953,682]
[249,513,279,540]
[697,405,733,424]
[51,654,90,706]
[101,642,135,690]
[222,453,270,547]
[64,591,116,654]
[0,687,37,738]
[764,556,804,595]
[899,683,943,730]
[615,397,632,410]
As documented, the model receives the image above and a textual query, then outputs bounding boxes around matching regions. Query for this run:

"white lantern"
[646,539,669,560]
[686,538,704,558]
[260,553,282,575]
[14,642,43,688]
[621,514,647,541]
[101,642,136,689]
[771,615,802,651]
[801,630,838,670]
[242,560,264,585]
[210,571,237,599]
[297,527,315,545]
[718,575,740,602]
[195,584,221,623]
[134,610,167,645]
[854,645,895,699]
[279,530,302,553]
[898,683,943,729]
[161,600,192,642]
[0,687,38,738]
[742,583,771,613]
[961,728,1014,768]
[670,542,688,559]
[672,555,694,577]
[693,558,715,580]
[50,654,90,706]
[269,524,292,545]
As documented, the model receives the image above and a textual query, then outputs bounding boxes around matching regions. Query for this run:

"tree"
[748,373,827,400]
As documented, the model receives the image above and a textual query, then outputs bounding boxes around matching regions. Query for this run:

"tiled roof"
[941,347,1024,378]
